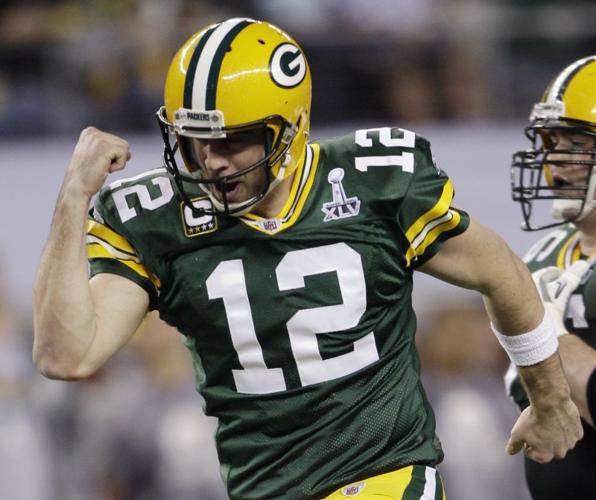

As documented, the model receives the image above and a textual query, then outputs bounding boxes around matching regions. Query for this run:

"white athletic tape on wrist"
[491,311,558,367]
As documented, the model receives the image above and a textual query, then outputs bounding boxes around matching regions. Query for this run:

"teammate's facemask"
[157,17,311,217]
[511,55,596,231]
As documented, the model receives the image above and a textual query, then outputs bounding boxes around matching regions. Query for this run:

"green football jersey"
[508,223,596,410]
[87,127,469,499]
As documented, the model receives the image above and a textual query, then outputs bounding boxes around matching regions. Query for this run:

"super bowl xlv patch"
[321,168,361,222]
[181,198,218,237]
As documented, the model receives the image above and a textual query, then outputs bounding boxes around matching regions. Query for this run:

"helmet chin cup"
[551,198,583,220]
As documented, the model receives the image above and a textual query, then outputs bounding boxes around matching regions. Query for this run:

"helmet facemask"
[158,107,299,216]
[511,120,596,231]
[511,55,596,231]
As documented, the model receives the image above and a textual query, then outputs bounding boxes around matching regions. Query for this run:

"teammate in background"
[508,55,596,500]
[33,18,581,500]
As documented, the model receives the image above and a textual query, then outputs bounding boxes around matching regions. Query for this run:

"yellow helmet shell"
[531,55,596,128]
[163,18,312,180]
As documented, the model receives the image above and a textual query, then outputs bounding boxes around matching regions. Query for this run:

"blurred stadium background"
[1,1,594,499]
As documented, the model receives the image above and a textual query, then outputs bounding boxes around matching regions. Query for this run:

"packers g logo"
[269,43,306,88]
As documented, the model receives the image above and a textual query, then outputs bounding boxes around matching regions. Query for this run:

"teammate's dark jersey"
[87,127,469,499]
[506,224,596,500]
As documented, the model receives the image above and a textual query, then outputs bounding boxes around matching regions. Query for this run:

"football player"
[34,18,582,499]
[509,55,596,499]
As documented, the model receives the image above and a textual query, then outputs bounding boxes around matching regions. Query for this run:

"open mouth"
[214,180,241,201]
[551,173,586,198]
[552,175,571,189]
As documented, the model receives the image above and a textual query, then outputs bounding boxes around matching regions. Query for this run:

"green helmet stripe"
[184,18,253,111]
[184,25,217,109]
[206,19,253,110]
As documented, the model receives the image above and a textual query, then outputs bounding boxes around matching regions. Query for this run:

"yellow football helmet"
[157,18,311,215]
[511,55,596,230]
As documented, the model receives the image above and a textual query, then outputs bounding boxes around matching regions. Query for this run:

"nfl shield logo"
[262,219,280,232]
[341,482,365,496]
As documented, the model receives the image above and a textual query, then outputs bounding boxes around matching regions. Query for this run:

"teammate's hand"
[64,127,131,199]
[532,260,590,337]
[506,396,582,463]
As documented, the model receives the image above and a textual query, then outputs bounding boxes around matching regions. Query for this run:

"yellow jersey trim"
[556,230,582,268]
[323,465,444,500]
[404,180,456,266]
[412,209,461,262]
[240,144,319,234]
[86,220,161,289]
[87,245,161,289]
[87,220,137,255]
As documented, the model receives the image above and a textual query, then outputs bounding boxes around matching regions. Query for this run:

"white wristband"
[491,311,558,367]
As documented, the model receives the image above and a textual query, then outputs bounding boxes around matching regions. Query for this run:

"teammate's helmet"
[511,55,596,231]
[157,18,311,216]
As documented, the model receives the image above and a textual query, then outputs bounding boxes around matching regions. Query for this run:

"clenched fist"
[64,127,131,200]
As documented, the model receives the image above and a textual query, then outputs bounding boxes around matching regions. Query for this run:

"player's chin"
[561,207,582,220]
[225,184,256,205]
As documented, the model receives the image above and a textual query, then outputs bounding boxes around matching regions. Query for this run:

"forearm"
[483,264,570,407]
[518,353,572,409]
[469,235,571,408]
[481,243,544,335]
[558,334,596,426]
[33,186,97,378]
[422,219,545,334]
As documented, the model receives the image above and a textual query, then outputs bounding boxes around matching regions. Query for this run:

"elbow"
[34,359,80,381]
[32,342,95,381]
[32,307,99,380]
[34,358,94,381]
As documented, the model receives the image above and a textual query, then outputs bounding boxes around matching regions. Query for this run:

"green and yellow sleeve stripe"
[86,220,161,290]
[404,180,462,267]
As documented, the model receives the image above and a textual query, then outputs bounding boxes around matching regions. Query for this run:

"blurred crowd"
[1,0,595,137]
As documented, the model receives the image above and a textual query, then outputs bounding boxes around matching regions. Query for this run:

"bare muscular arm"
[33,127,149,379]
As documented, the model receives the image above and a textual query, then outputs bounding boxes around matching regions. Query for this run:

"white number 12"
[354,127,416,173]
[206,243,379,394]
